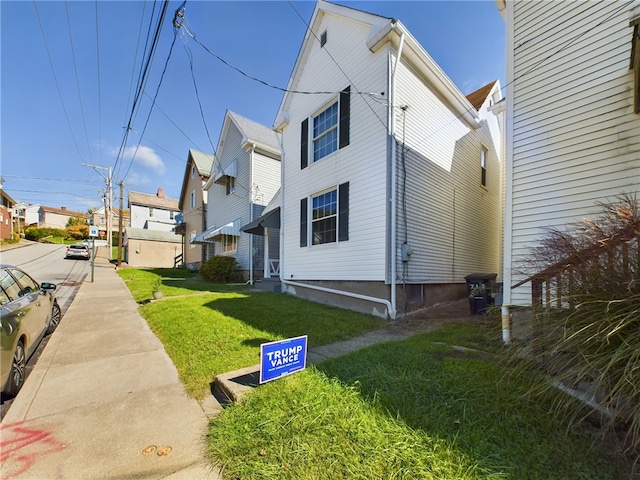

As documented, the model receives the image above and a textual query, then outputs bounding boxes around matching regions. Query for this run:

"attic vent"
[320,30,327,47]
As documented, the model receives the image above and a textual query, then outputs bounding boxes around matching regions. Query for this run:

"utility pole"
[82,163,113,257]
[117,180,124,267]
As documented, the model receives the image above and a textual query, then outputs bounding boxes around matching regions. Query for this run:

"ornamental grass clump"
[515,193,640,463]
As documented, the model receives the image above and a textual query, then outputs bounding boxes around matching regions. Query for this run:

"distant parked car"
[65,244,91,260]
[0,265,60,397]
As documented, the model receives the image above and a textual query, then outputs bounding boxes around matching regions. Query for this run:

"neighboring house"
[195,110,281,282]
[38,206,88,229]
[273,1,503,319]
[126,188,181,267]
[128,188,180,231]
[0,179,16,240]
[177,149,215,271]
[88,206,129,236]
[497,0,640,338]
[123,228,183,268]
[13,202,41,235]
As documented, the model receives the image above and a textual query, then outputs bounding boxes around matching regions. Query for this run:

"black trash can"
[464,273,497,315]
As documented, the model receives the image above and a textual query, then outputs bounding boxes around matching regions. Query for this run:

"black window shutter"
[339,86,350,149]
[338,182,349,242]
[300,119,309,169]
[300,198,308,247]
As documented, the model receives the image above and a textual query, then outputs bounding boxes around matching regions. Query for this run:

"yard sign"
[260,335,307,384]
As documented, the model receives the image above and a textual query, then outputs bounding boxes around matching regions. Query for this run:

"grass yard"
[208,329,627,479]
[119,268,630,478]
[118,268,386,398]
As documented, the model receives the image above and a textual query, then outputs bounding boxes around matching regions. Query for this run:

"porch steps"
[254,278,281,293]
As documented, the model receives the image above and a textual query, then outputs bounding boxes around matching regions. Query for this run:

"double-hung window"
[312,189,337,245]
[300,86,351,169]
[222,234,237,253]
[313,102,338,162]
[480,146,488,187]
[300,182,349,247]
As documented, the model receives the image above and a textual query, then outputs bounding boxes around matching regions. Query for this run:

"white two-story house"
[195,110,281,283]
[274,0,503,319]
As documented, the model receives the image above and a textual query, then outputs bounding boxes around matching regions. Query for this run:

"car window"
[0,289,9,305]
[0,270,21,303]
[9,268,39,297]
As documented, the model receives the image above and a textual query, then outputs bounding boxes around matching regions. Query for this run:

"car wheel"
[47,301,61,335]
[7,340,26,396]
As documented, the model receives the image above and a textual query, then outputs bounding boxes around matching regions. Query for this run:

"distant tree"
[67,216,88,227]
[67,224,89,240]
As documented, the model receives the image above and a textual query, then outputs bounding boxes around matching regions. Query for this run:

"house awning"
[213,160,237,184]
[241,207,280,236]
[192,222,239,244]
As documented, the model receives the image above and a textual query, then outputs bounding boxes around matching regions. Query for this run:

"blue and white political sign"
[260,335,307,384]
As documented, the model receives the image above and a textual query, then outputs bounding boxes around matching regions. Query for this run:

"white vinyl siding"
[251,153,280,206]
[206,119,281,273]
[392,58,502,284]
[506,1,640,305]
[281,12,388,281]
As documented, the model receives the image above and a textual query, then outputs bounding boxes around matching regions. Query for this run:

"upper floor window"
[226,177,235,196]
[300,86,351,169]
[190,191,196,209]
[480,146,488,187]
[148,207,154,217]
[320,30,327,48]
[313,102,339,162]
[170,211,175,220]
[191,165,196,178]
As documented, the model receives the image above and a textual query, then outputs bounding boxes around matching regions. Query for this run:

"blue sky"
[1,1,505,214]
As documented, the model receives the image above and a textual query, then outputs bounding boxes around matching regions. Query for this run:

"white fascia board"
[368,20,480,129]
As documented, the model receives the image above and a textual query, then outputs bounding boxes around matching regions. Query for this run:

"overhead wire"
[32,1,86,165]
[64,0,93,164]
[95,0,103,165]
[122,8,177,182]
[114,0,169,180]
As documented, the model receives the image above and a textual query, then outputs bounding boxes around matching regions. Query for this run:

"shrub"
[200,255,239,282]
[515,194,640,461]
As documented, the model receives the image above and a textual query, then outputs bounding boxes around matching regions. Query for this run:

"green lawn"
[118,268,386,398]
[119,268,629,479]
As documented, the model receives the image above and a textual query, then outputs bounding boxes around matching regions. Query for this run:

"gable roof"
[275,0,479,130]
[221,110,281,158]
[178,149,215,210]
[128,190,179,210]
[39,206,88,218]
[466,81,498,111]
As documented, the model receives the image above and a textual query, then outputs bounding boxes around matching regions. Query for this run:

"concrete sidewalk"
[1,251,222,479]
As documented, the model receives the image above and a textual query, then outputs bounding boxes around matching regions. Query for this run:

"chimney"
[157,187,164,198]
[61,206,67,210]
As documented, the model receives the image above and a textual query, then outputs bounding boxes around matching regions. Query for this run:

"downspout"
[501,0,516,345]
[389,24,405,320]
[249,144,255,285]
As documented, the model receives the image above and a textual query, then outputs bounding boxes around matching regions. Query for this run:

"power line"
[32,1,86,165]
[114,0,170,180]
[122,2,177,181]
[64,0,93,164]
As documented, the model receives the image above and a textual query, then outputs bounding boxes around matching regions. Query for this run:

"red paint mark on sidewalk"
[0,422,65,478]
